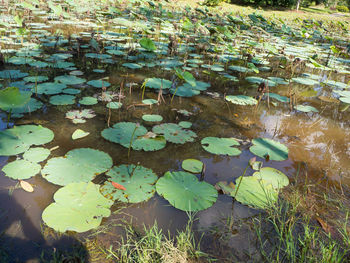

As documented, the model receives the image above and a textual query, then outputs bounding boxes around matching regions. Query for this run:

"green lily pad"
[139,37,156,52]
[23,147,50,163]
[42,182,113,233]
[36,82,67,95]
[267,93,290,103]
[179,121,192,128]
[132,133,167,151]
[106,102,122,109]
[79,96,98,105]
[249,138,288,161]
[253,167,289,190]
[152,123,197,144]
[145,78,172,90]
[142,99,158,105]
[0,87,32,111]
[0,125,54,156]
[156,171,218,212]
[292,77,318,86]
[42,148,113,186]
[49,95,75,105]
[201,137,241,156]
[142,114,163,122]
[294,105,319,113]
[63,88,81,95]
[54,75,86,85]
[87,80,111,88]
[100,164,158,203]
[232,176,278,209]
[122,63,143,69]
[72,129,90,140]
[182,159,203,173]
[170,85,200,97]
[225,95,258,106]
[3,159,41,180]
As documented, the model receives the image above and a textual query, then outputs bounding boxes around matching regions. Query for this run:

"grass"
[97,214,212,263]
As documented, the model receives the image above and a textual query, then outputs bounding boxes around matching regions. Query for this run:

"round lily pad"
[294,105,318,113]
[100,164,158,203]
[42,182,113,233]
[36,82,67,95]
[142,99,158,105]
[292,77,318,86]
[252,167,289,189]
[72,129,90,140]
[232,176,278,209]
[122,63,143,69]
[106,102,122,109]
[201,137,241,156]
[225,95,257,106]
[142,114,163,122]
[42,148,113,186]
[156,171,218,212]
[182,159,203,173]
[179,121,192,128]
[3,159,41,180]
[49,95,75,105]
[23,147,50,163]
[249,138,288,161]
[145,78,172,90]
[0,87,31,111]
[79,96,98,105]
[0,125,54,156]
[55,75,86,85]
[87,79,111,88]
[152,123,197,144]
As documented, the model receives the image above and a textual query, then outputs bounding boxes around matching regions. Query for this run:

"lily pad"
[49,95,75,105]
[179,121,192,128]
[23,147,50,163]
[42,148,113,186]
[139,37,156,52]
[201,137,241,156]
[152,123,197,144]
[145,78,172,90]
[182,159,203,173]
[106,102,122,109]
[66,109,96,124]
[79,96,98,105]
[142,114,163,122]
[249,138,288,161]
[72,129,90,140]
[156,171,218,212]
[294,105,319,113]
[42,182,113,233]
[100,164,158,203]
[225,95,258,106]
[3,159,41,180]
[0,87,32,111]
[54,75,86,85]
[253,167,289,189]
[0,125,54,156]
[87,79,111,88]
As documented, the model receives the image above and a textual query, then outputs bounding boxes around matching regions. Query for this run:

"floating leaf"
[42,148,113,186]
[49,95,75,105]
[156,171,218,212]
[3,160,41,180]
[72,129,90,140]
[142,114,163,122]
[201,137,241,156]
[0,125,54,156]
[23,147,50,163]
[0,87,31,111]
[182,159,203,173]
[249,138,288,161]
[139,37,156,52]
[294,105,319,113]
[20,180,34,192]
[225,95,258,106]
[101,165,158,203]
[42,182,113,233]
[152,123,197,144]
[252,167,289,190]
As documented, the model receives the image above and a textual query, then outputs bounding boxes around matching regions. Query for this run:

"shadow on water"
[0,191,89,263]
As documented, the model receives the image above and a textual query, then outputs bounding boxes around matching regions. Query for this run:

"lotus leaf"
[0,125,54,156]
[294,105,319,113]
[292,77,318,86]
[3,159,41,180]
[232,176,278,209]
[142,114,163,122]
[49,95,75,105]
[122,63,143,69]
[23,147,50,163]
[139,38,156,51]
[79,97,98,105]
[87,80,111,88]
[63,88,81,95]
[72,129,90,140]
[0,70,28,79]
[145,78,172,90]
[106,102,122,109]
[142,99,158,105]
[36,82,67,95]
[100,164,158,203]
[170,85,200,97]
[0,87,32,111]
[24,76,48,83]
[267,93,289,103]
[182,159,203,173]
[156,171,218,212]
[249,138,288,161]
[66,109,95,124]
[253,167,289,189]
[225,95,257,106]
[54,75,86,85]
[201,137,241,156]
[42,148,113,186]
[152,123,197,144]
[42,182,113,232]
[179,121,192,128]
[132,134,167,151]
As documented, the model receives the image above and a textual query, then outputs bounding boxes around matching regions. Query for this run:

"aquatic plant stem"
[128,125,138,159]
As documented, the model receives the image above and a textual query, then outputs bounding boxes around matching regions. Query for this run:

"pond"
[0,0,349,262]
